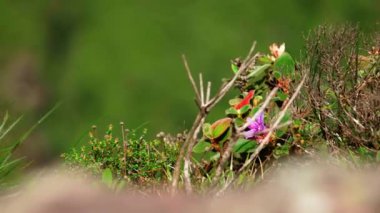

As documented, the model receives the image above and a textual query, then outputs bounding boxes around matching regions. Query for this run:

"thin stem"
[207,54,258,110]
[121,122,129,178]
[206,81,211,103]
[182,55,201,105]
[199,73,204,106]
[171,112,203,194]
[184,115,206,193]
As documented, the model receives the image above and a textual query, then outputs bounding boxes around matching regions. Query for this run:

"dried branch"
[171,42,258,194]
[171,113,203,194]
[199,73,204,105]
[120,122,128,178]
[206,81,211,103]
[182,55,201,106]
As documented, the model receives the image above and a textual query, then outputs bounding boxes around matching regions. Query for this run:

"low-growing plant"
[172,28,378,194]
[168,41,309,195]
[192,43,297,169]
[62,123,180,187]
[301,24,379,151]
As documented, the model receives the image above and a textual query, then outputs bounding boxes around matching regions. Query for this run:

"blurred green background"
[0,0,378,164]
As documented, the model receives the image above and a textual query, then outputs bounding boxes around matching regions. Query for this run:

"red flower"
[234,90,255,110]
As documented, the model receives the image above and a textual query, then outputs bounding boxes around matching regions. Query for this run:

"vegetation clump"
[300,25,379,159]
[62,123,180,187]
[60,24,379,194]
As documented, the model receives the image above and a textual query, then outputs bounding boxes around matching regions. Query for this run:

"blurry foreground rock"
[2,163,380,213]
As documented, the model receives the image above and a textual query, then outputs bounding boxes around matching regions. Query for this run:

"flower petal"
[245,112,267,134]
[269,43,278,57]
[242,129,257,139]
[278,43,286,56]
[234,90,254,110]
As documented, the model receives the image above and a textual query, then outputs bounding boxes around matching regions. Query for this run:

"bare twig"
[206,81,211,103]
[258,157,264,180]
[171,113,203,194]
[182,55,201,106]
[183,115,206,193]
[120,122,128,178]
[171,42,258,194]
[207,54,257,110]
[199,73,204,105]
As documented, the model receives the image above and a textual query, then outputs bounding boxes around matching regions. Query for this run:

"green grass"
[0,103,60,189]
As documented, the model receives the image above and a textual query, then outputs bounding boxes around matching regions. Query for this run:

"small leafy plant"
[192,43,297,172]
[300,25,380,160]
[62,123,180,187]
[164,41,309,195]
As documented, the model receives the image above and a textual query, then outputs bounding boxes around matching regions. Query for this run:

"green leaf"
[211,118,232,139]
[0,111,9,133]
[233,139,257,153]
[193,141,212,153]
[228,98,242,106]
[202,123,213,139]
[247,64,271,80]
[102,168,113,187]
[0,115,23,141]
[280,110,292,124]
[231,63,239,73]
[273,52,295,77]
[249,106,260,117]
[273,143,290,159]
[203,152,220,162]
[225,107,239,116]
[276,90,288,102]
[238,105,251,115]
[218,128,232,144]
[273,71,282,80]
[293,119,302,127]
[234,117,245,127]
[258,55,272,64]
[275,129,287,138]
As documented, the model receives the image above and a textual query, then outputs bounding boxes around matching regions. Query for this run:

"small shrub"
[62,123,180,186]
[188,42,302,188]
[302,24,379,149]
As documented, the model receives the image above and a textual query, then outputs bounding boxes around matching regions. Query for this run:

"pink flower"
[242,112,267,140]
